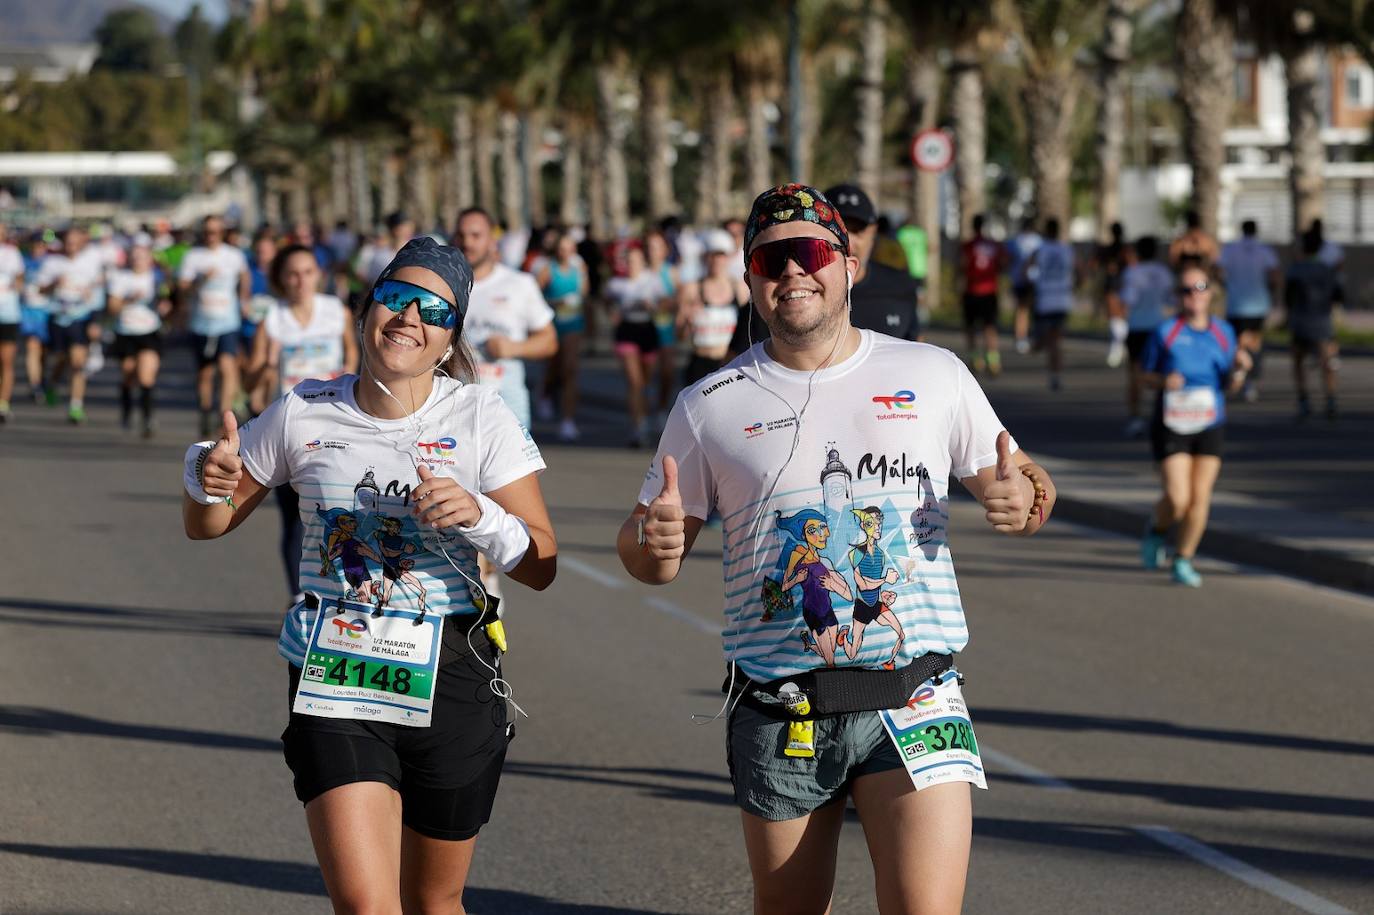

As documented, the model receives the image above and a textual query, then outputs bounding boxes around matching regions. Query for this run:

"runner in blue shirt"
[1138,265,1250,587]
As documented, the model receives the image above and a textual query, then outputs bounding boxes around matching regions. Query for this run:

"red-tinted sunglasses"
[747,237,846,279]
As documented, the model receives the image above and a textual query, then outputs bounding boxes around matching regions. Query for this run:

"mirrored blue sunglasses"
[372,279,458,329]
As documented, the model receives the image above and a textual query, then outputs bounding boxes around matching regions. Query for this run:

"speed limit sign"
[911,129,954,173]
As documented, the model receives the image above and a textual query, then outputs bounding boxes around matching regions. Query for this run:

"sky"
[139,0,228,24]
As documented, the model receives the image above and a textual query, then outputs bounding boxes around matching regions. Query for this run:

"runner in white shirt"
[1117,236,1175,438]
[184,236,556,914]
[617,183,1057,915]
[358,211,417,289]
[607,245,672,447]
[0,223,24,422]
[1026,217,1076,391]
[253,243,359,600]
[36,226,106,423]
[178,214,252,436]
[1217,219,1281,402]
[453,208,556,430]
[107,235,170,436]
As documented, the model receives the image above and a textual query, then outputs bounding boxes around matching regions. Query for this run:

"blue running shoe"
[1141,525,1166,570]
[1172,557,1202,588]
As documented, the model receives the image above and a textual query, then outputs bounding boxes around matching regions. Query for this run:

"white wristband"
[457,491,532,573]
[183,441,226,505]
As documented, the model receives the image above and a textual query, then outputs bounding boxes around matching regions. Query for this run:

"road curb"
[1051,494,1373,595]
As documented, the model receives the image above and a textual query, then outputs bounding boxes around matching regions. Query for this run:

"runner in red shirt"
[960,214,1006,375]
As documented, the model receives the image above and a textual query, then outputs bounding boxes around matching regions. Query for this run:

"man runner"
[1216,219,1280,403]
[178,214,251,435]
[617,184,1056,914]
[959,213,1005,374]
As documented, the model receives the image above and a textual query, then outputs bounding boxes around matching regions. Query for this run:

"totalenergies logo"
[417,436,457,457]
[906,686,937,710]
[744,422,763,433]
[872,390,916,411]
[332,618,368,640]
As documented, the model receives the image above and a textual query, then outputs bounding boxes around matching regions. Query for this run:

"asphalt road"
[2,352,1371,914]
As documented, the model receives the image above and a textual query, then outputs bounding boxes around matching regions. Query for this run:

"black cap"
[823,184,877,226]
[371,236,474,323]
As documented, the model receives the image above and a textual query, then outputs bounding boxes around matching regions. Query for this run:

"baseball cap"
[823,184,877,226]
[704,229,735,255]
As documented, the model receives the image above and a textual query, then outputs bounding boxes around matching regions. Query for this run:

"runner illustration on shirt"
[838,507,905,670]
[317,507,383,599]
[776,509,852,667]
[372,515,428,609]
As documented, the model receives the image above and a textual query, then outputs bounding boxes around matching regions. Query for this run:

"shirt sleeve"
[478,387,546,492]
[177,251,197,283]
[948,353,1016,479]
[636,398,714,520]
[520,275,554,330]
[237,391,292,488]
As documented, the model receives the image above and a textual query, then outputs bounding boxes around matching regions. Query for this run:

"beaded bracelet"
[1020,465,1048,524]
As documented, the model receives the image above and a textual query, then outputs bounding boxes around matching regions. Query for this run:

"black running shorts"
[281,622,510,841]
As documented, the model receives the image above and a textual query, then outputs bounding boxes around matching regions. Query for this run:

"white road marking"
[560,554,626,590]
[979,746,1074,791]
[562,549,1358,914]
[1133,825,1356,915]
[645,596,720,637]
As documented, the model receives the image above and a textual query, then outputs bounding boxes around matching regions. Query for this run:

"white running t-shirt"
[178,244,249,337]
[108,269,161,336]
[637,330,1015,682]
[464,263,554,427]
[238,374,546,667]
[262,293,349,392]
[0,244,24,324]
[37,249,106,325]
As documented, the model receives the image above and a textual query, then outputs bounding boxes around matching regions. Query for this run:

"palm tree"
[735,34,783,195]
[1005,0,1104,227]
[1175,0,1235,238]
[1281,8,1325,239]
[641,68,678,221]
[1095,0,1137,242]
[854,0,889,200]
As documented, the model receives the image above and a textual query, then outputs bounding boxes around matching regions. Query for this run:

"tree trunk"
[796,51,820,182]
[474,104,497,215]
[452,97,475,212]
[705,69,736,225]
[585,128,609,240]
[949,40,986,237]
[524,110,547,228]
[642,69,677,221]
[499,110,523,231]
[596,59,631,231]
[1175,0,1233,239]
[349,140,372,231]
[560,120,583,228]
[262,174,282,228]
[743,74,771,196]
[404,123,436,233]
[1284,10,1324,240]
[906,54,942,310]
[329,138,348,228]
[1095,0,1134,243]
[1023,69,1078,227]
[287,162,311,226]
[437,157,458,233]
[379,148,401,219]
[855,0,888,202]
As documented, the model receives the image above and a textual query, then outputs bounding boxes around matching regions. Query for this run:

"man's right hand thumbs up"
[642,455,685,559]
[203,410,243,499]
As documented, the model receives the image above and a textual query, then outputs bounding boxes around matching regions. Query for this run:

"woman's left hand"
[413,464,482,529]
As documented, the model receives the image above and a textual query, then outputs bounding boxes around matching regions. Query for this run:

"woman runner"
[536,231,589,441]
[107,235,171,437]
[676,229,745,387]
[1139,265,1250,587]
[183,237,556,913]
[607,244,668,447]
[252,243,359,602]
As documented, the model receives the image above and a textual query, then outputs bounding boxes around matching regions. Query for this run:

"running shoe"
[986,351,1002,376]
[535,397,556,423]
[142,419,157,440]
[836,625,850,648]
[45,388,60,407]
[1015,338,1031,355]
[67,405,86,425]
[557,418,580,442]
[30,387,45,406]
[972,355,986,374]
[1123,417,1147,439]
[1141,522,1166,570]
[1242,382,1259,403]
[1106,340,1125,368]
[0,402,9,424]
[1171,557,1202,588]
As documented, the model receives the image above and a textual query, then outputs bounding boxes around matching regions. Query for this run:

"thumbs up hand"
[413,462,482,530]
[202,411,243,498]
[981,430,1032,534]
[642,455,686,559]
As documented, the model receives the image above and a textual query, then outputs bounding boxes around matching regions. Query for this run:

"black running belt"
[724,652,956,721]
